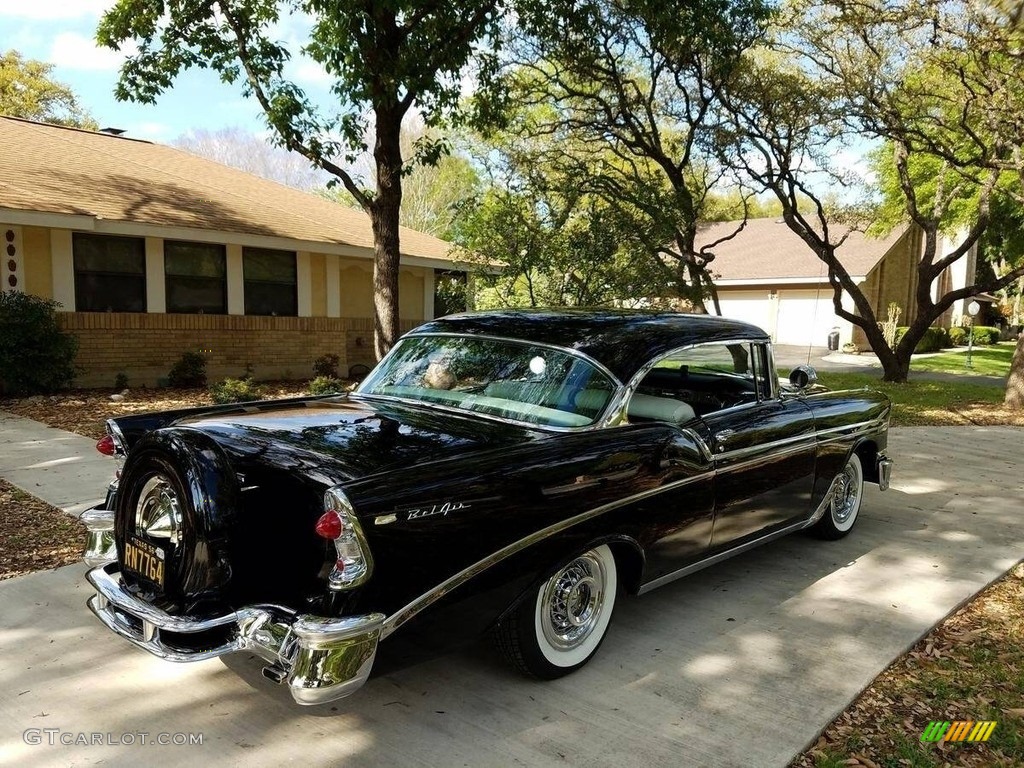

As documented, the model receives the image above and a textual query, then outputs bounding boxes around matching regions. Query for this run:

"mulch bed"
[0,479,86,581]
[792,564,1024,767]
[0,382,322,440]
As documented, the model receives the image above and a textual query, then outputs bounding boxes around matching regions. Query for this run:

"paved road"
[2,426,1023,767]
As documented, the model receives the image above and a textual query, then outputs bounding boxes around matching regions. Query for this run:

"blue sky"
[1,0,333,142]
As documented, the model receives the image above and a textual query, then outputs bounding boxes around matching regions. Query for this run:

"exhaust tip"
[262,665,287,684]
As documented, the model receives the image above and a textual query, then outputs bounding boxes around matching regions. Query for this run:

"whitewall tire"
[812,452,864,540]
[496,544,618,679]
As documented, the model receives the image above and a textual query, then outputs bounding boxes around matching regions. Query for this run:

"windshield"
[356,335,618,428]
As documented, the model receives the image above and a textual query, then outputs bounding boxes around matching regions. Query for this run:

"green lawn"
[910,342,1016,377]
[815,371,1012,426]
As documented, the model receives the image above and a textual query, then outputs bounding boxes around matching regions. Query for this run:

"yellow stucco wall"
[338,257,374,318]
[309,252,327,316]
[22,225,53,299]
[400,269,425,320]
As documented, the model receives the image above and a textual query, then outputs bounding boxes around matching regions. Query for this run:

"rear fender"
[115,428,240,608]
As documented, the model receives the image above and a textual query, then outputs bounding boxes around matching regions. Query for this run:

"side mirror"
[788,365,818,390]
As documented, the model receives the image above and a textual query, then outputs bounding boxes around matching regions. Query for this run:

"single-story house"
[696,218,979,349]
[0,116,464,387]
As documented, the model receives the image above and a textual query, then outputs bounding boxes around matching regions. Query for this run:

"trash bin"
[827,328,840,351]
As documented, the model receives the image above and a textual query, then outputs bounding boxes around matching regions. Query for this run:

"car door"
[695,342,817,550]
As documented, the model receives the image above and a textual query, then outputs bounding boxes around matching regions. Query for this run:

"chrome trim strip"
[716,431,816,462]
[379,469,716,639]
[637,517,811,595]
[680,427,713,462]
[717,440,816,472]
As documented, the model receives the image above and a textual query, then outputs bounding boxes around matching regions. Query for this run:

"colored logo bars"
[920,720,997,743]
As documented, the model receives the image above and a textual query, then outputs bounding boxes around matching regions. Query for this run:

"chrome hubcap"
[831,464,859,523]
[135,475,182,545]
[540,553,606,650]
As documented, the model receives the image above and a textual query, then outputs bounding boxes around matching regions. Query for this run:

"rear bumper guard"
[877,454,893,491]
[85,564,383,705]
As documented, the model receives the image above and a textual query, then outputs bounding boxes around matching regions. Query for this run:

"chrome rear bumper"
[86,564,383,705]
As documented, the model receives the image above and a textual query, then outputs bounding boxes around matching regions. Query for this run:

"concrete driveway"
[2,426,1023,767]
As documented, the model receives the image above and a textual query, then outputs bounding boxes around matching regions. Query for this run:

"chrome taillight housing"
[99,419,128,485]
[318,487,374,590]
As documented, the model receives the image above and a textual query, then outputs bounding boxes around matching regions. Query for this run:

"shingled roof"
[0,116,453,263]
[696,217,908,282]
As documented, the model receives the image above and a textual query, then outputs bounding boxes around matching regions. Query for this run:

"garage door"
[774,289,837,347]
[717,290,775,338]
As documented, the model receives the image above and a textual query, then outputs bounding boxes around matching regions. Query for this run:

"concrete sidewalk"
[0,412,108,515]
[1,426,1022,767]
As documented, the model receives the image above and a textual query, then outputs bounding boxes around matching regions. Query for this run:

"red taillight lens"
[96,435,116,456]
[315,510,343,539]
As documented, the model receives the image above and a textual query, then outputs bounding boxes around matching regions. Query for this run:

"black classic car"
[82,310,893,705]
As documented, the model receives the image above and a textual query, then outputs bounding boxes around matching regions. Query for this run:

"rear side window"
[632,342,761,418]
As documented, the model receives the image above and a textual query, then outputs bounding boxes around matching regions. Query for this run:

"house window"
[243,247,297,316]
[165,241,227,314]
[73,233,146,312]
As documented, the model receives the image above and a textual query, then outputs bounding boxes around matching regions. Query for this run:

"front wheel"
[811,452,864,540]
[496,544,618,679]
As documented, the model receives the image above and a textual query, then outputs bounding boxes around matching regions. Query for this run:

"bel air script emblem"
[405,501,471,521]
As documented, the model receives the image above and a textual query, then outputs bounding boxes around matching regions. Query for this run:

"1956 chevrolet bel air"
[81,310,893,705]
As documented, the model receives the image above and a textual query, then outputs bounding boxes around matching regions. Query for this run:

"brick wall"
[59,312,417,388]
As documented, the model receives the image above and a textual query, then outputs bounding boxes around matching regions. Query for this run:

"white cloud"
[292,59,332,87]
[49,31,134,72]
[0,0,112,20]
[127,121,172,140]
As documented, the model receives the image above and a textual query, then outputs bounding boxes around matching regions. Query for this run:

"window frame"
[72,232,147,313]
[242,246,298,317]
[163,240,228,315]
[617,338,776,425]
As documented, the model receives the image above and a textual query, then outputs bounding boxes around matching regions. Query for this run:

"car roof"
[408,309,770,383]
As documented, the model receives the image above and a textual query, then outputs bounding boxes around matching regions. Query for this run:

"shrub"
[114,372,129,390]
[972,325,1001,345]
[0,292,78,396]
[312,353,340,379]
[841,342,859,354]
[948,326,968,347]
[167,351,207,388]
[209,377,264,404]
[894,326,949,353]
[308,375,346,395]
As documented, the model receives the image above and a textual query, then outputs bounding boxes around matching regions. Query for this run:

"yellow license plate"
[123,537,165,589]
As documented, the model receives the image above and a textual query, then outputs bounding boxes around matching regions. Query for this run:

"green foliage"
[0,292,78,396]
[308,376,346,395]
[434,271,468,317]
[209,377,264,404]
[114,373,129,390]
[894,326,949,354]
[948,326,968,346]
[972,326,1002,345]
[312,354,340,379]
[167,352,207,389]
[0,50,97,128]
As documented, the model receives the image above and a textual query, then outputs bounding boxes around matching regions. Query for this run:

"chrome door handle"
[715,429,735,451]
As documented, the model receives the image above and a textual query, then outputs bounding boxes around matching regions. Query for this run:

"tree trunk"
[1006,332,1024,408]
[370,109,404,360]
